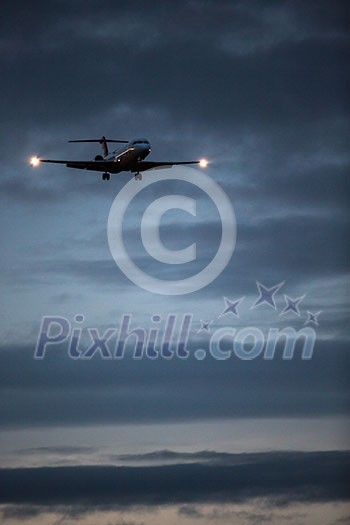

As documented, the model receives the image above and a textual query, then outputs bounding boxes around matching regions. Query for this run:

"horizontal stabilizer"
[68,138,128,143]
[68,135,128,156]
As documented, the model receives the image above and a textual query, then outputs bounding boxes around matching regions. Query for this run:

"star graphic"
[304,311,322,326]
[197,319,213,333]
[280,294,305,316]
[252,281,285,309]
[219,296,245,318]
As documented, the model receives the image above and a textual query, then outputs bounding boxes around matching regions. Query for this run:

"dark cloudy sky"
[0,1,349,524]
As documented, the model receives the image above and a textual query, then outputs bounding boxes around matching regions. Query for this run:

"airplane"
[30,136,208,181]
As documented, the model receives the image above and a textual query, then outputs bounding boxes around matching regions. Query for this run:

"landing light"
[199,158,208,168]
[30,156,40,167]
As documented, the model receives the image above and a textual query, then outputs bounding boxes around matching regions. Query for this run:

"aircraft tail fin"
[69,136,129,157]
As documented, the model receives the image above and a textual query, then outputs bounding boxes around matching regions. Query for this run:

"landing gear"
[102,172,110,181]
[134,172,142,181]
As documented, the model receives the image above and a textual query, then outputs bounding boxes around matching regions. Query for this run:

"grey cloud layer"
[0,450,349,508]
[0,341,348,427]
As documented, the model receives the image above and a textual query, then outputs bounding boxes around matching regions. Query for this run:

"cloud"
[1,504,45,520]
[1,0,348,147]
[116,449,233,464]
[334,516,350,524]
[0,450,349,509]
[178,504,204,518]
[0,339,349,428]
[17,446,97,456]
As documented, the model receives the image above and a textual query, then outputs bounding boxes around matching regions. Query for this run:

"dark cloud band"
[0,450,349,508]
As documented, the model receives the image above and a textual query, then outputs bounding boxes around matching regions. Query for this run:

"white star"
[252,281,285,309]
[304,311,322,326]
[280,294,306,316]
[197,320,213,333]
[219,296,245,318]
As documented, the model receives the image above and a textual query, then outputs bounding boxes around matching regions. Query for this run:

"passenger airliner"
[30,136,208,181]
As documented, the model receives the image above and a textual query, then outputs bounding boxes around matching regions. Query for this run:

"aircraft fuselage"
[104,138,151,173]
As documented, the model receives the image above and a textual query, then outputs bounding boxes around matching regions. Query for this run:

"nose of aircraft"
[137,143,151,159]
[130,139,151,153]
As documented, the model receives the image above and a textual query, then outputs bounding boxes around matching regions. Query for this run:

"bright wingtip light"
[199,158,208,168]
[30,156,40,167]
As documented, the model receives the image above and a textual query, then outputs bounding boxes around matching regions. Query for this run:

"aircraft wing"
[39,159,118,172]
[38,158,204,173]
[136,160,200,172]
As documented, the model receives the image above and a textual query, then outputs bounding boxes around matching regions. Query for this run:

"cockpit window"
[131,139,150,145]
